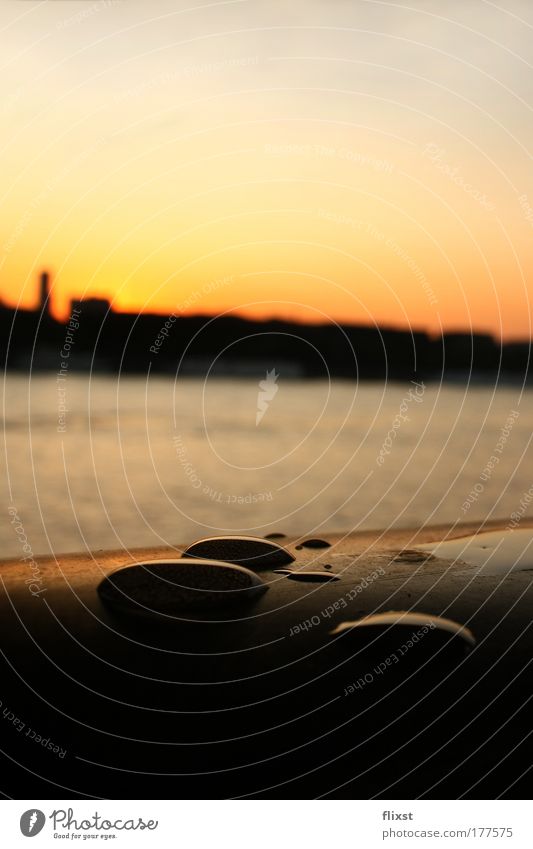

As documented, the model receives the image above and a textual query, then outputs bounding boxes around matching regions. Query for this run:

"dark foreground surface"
[0,519,531,799]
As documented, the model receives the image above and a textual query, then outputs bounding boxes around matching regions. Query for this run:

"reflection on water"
[1,375,532,557]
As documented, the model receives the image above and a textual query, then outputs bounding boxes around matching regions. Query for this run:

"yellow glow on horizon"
[0,0,532,340]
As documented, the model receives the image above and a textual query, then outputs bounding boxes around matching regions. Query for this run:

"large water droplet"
[182,535,294,570]
[98,558,267,619]
[330,611,475,660]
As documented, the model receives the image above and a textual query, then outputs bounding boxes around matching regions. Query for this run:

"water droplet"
[392,549,435,563]
[330,611,475,655]
[295,538,331,549]
[182,535,294,570]
[286,571,340,583]
[98,558,267,619]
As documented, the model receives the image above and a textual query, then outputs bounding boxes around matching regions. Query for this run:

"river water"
[2,374,532,558]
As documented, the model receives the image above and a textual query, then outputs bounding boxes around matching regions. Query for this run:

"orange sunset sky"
[0,0,532,339]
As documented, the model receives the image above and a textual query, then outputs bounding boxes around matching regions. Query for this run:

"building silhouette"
[0,269,529,380]
[70,297,111,318]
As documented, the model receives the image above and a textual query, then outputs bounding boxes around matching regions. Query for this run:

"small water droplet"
[286,571,340,583]
[392,550,434,563]
[296,538,331,549]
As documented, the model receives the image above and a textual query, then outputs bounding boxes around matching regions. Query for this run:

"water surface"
[2,375,532,558]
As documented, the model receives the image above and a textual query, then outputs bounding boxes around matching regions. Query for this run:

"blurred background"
[1,0,532,556]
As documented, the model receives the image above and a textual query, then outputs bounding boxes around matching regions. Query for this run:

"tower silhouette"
[39,271,50,318]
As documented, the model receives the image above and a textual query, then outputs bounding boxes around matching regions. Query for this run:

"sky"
[0,0,532,338]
